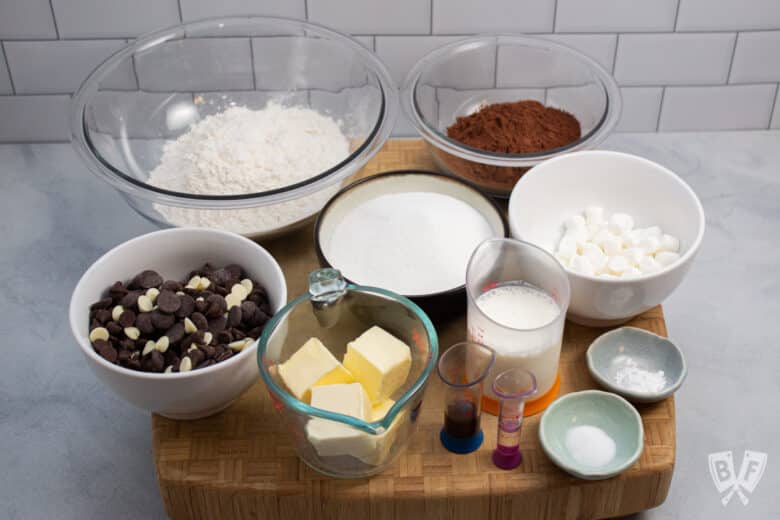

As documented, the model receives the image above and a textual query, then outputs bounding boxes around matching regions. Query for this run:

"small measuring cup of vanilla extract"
[437,342,495,454]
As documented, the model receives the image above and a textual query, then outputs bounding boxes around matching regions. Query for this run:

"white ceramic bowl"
[69,228,287,419]
[509,151,704,326]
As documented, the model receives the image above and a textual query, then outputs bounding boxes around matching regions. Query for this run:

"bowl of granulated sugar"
[315,170,508,320]
[71,17,397,240]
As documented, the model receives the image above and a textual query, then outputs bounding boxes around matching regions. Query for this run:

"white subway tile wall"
[0,0,778,141]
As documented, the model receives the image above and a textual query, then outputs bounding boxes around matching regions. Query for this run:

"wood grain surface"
[152,140,675,520]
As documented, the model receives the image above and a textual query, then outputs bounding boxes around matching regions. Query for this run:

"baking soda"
[611,355,667,393]
[325,192,494,295]
[565,425,616,468]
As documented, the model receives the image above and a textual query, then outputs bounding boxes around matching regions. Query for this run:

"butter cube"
[343,326,411,403]
[306,383,375,459]
[370,399,396,422]
[278,338,354,402]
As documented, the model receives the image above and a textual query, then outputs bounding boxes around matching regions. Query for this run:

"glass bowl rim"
[70,15,398,209]
[256,282,439,435]
[401,35,622,167]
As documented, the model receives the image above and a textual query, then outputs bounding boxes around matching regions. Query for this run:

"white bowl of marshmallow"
[508,150,705,327]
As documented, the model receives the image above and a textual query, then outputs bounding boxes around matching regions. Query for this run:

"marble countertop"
[1,132,779,520]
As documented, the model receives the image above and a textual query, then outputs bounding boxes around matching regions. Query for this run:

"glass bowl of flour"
[71,17,397,240]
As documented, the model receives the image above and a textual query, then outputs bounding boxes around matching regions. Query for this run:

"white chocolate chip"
[240,279,253,294]
[196,297,205,302]
[179,357,192,372]
[146,287,160,303]
[203,332,213,345]
[187,345,198,352]
[124,327,141,340]
[175,291,185,296]
[228,338,252,351]
[142,340,156,356]
[183,317,197,334]
[164,365,173,373]
[230,283,249,301]
[137,295,154,313]
[225,293,242,309]
[111,305,124,322]
[186,276,201,289]
[89,327,109,342]
[156,336,170,353]
[198,277,211,290]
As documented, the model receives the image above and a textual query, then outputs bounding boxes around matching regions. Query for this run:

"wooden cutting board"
[152,140,675,520]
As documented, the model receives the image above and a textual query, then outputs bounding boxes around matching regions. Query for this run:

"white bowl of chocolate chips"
[69,228,287,419]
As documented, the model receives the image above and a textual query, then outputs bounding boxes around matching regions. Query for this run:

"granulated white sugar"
[147,103,349,235]
[565,425,616,468]
[325,192,495,295]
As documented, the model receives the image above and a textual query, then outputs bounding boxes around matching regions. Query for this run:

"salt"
[565,425,616,468]
[611,355,667,393]
[325,192,495,295]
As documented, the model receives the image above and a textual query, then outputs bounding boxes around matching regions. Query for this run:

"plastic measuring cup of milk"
[466,238,570,416]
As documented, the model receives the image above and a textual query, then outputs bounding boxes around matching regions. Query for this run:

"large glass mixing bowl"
[402,35,621,197]
[258,269,438,478]
[71,17,397,240]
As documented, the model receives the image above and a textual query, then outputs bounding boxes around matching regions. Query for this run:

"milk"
[468,282,563,399]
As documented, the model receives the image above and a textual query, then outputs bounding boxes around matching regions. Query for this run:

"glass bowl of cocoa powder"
[401,36,621,197]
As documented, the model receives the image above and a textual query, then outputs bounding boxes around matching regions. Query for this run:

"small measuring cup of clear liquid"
[437,342,495,454]
[466,238,570,416]
[491,368,537,469]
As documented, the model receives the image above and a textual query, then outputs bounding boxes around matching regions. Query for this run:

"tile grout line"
[176,0,184,22]
[768,83,779,129]
[725,32,739,84]
[611,34,620,75]
[128,39,140,90]
[249,39,257,89]
[552,0,559,32]
[429,0,434,34]
[47,0,60,39]
[673,0,682,31]
[655,87,666,131]
[0,42,16,94]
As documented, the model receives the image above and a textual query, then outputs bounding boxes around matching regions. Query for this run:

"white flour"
[325,192,495,295]
[147,103,349,235]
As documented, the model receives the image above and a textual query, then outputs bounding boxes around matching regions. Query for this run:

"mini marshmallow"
[621,267,642,279]
[655,251,681,267]
[625,229,643,247]
[565,215,587,232]
[608,213,634,235]
[623,247,646,267]
[563,228,588,247]
[638,256,661,274]
[557,236,578,261]
[607,255,631,274]
[569,254,595,276]
[601,235,623,256]
[584,206,606,226]
[658,234,680,253]
[641,226,662,238]
[581,242,608,272]
[639,235,660,254]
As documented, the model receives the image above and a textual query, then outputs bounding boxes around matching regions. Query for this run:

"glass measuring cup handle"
[308,268,347,327]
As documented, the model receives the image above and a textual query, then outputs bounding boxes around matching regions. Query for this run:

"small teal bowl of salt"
[539,390,643,480]
[586,326,687,403]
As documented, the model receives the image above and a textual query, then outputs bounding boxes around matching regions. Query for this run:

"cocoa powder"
[440,100,581,194]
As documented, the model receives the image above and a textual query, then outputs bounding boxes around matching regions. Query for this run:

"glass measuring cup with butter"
[466,238,571,416]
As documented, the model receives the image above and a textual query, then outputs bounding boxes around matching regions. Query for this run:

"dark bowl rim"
[313,169,510,299]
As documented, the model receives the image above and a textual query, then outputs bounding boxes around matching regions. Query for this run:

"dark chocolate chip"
[232,328,246,341]
[164,350,180,367]
[94,309,112,324]
[106,322,123,337]
[120,291,142,309]
[191,312,208,331]
[215,349,233,362]
[227,306,242,328]
[213,284,229,296]
[180,333,195,352]
[117,349,131,364]
[118,310,136,328]
[90,297,113,311]
[89,319,101,331]
[151,310,175,330]
[240,301,257,323]
[135,270,163,290]
[194,299,209,313]
[119,338,136,351]
[94,339,117,363]
[175,294,195,318]
[200,344,216,359]
[189,348,205,367]
[216,330,233,344]
[135,313,155,335]
[224,264,243,280]
[157,290,181,314]
[165,322,185,344]
[109,281,128,300]
[208,316,227,334]
[247,326,263,339]
[259,302,271,315]
[143,350,165,372]
[160,280,183,292]
[205,294,226,318]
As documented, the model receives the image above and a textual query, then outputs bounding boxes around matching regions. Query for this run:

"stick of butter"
[343,326,412,403]
[278,338,354,402]
[306,383,376,459]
